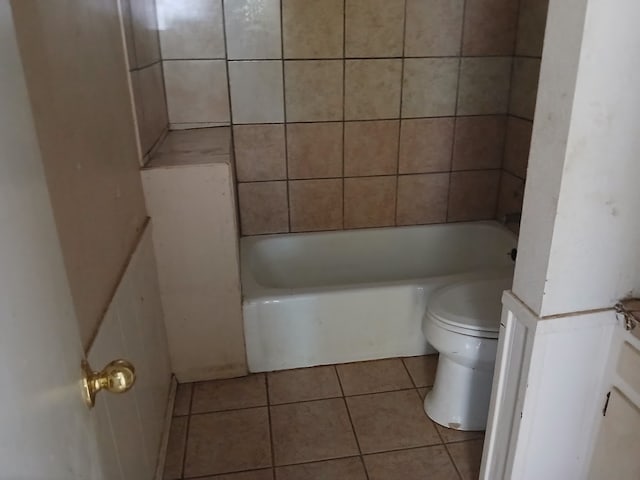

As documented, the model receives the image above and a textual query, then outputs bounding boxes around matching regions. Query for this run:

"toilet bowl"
[422,276,512,431]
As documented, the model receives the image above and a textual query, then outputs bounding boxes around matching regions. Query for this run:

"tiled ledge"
[145,126,232,168]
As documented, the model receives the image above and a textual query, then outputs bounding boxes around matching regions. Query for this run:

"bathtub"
[241,221,517,372]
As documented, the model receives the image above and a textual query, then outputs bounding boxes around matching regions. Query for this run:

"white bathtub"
[241,221,517,372]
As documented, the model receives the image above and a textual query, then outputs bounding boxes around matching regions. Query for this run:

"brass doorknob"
[81,359,136,408]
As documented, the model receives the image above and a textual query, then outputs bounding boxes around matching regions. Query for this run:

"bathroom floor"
[163,355,484,480]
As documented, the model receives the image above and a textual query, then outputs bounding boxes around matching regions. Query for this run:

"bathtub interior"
[241,222,517,294]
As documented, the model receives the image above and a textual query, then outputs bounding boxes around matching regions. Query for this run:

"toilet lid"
[427,276,513,337]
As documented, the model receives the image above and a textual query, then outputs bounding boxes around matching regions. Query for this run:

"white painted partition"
[481,291,616,480]
[89,223,173,480]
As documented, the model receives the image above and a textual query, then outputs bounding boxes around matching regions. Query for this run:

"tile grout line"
[435,423,465,480]
[496,0,526,222]
[279,0,292,234]
[399,357,418,389]
[341,0,346,230]
[264,373,277,479]
[164,53,537,62]
[184,384,438,418]
[334,364,371,480]
[220,0,245,238]
[394,0,409,228]
[446,0,469,223]
[206,112,518,127]
[237,167,503,184]
[179,382,196,480]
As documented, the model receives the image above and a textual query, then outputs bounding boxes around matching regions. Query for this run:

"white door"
[588,312,640,479]
[0,4,106,479]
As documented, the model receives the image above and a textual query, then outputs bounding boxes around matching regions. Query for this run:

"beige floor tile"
[447,439,484,480]
[191,374,267,413]
[403,355,439,388]
[275,457,367,480]
[336,358,414,396]
[197,469,274,480]
[271,398,359,465]
[184,408,271,477]
[436,424,485,444]
[268,366,342,405]
[346,390,441,454]
[163,416,187,480]
[173,382,193,416]
[364,445,459,480]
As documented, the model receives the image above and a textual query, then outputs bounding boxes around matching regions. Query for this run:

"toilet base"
[424,355,493,431]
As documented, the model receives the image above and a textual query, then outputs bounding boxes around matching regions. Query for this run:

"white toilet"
[422,276,512,431]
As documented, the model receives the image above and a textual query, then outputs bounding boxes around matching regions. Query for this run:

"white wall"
[514,0,640,317]
[142,159,247,382]
[89,223,172,480]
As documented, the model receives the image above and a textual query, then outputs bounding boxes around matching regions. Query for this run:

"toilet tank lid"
[427,276,513,333]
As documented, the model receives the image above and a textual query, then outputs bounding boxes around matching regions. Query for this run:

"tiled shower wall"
[157,0,546,236]
[497,0,549,227]
[120,0,170,163]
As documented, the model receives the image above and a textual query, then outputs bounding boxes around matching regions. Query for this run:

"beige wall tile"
[228,61,284,124]
[503,116,532,178]
[516,0,550,57]
[452,116,506,171]
[157,0,225,59]
[287,122,343,179]
[282,0,344,59]
[285,60,343,122]
[509,57,541,120]
[130,0,161,67]
[234,124,286,182]
[344,176,397,228]
[496,172,525,224]
[164,60,230,124]
[447,170,500,222]
[457,57,512,115]
[396,173,449,225]
[289,179,343,232]
[136,63,169,155]
[404,0,464,57]
[238,181,289,235]
[345,60,402,120]
[462,0,519,56]
[399,118,454,174]
[402,58,459,118]
[345,0,405,57]
[344,120,399,176]
[225,0,282,59]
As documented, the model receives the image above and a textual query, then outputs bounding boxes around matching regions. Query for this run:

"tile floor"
[164,355,484,480]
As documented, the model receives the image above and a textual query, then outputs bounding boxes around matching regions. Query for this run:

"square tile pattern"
[164,355,484,479]
[154,0,545,235]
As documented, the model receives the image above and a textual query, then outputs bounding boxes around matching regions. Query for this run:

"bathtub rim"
[240,221,517,301]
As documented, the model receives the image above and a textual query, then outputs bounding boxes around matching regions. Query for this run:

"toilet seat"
[426,276,513,340]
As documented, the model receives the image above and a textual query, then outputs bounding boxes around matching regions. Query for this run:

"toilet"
[422,276,513,431]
